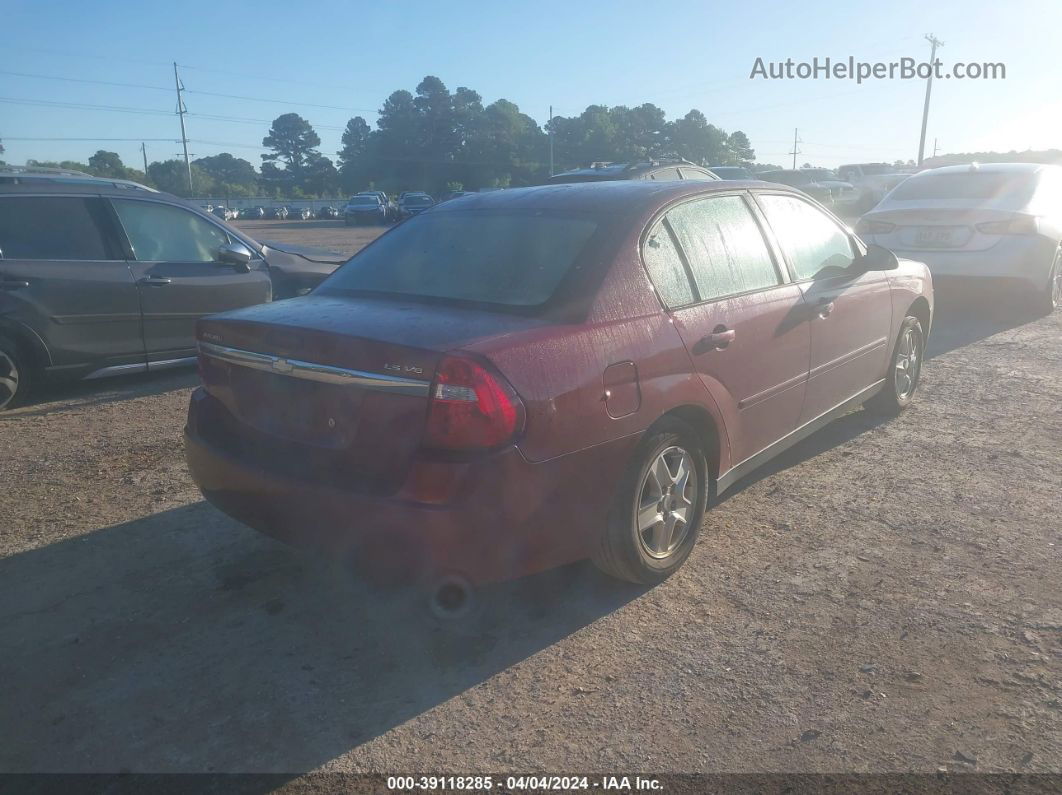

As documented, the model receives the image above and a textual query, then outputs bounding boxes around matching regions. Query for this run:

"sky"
[2,0,1060,171]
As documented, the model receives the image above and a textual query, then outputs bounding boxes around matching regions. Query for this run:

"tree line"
[18,74,761,198]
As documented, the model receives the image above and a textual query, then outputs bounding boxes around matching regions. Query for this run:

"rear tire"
[866,316,924,416]
[593,417,708,585]
[1033,247,1061,316]
[0,334,31,411]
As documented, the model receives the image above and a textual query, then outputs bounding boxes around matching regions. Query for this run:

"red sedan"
[186,180,932,595]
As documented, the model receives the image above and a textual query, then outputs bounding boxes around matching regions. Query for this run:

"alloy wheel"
[894,325,923,401]
[637,445,697,559]
[0,349,19,410]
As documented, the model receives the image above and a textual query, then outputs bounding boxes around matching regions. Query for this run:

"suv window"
[642,221,694,308]
[758,194,855,280]
[112,199,229,262]
[0,196,114,260]
[665,195,781,301]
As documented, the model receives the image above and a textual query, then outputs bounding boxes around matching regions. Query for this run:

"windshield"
[859,164,893,175]
[405,196,433,206]
[889,172,1036,201]
[322,210,599,308]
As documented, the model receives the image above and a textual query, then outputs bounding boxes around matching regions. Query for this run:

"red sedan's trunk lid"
[195,295,544,491]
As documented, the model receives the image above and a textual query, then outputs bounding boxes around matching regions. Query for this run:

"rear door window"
[642,221,695,307]
[112,199,230,262]
[649,168,682,181]
[757,194,856,280]
[0,196,115,260]
[665,195,782,300]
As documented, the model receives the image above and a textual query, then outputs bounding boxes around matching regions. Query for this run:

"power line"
[0,97,173,116]
[3,137,177,142]
[0,68,378,114]
[0,98,346,131]
[183,88,376,113]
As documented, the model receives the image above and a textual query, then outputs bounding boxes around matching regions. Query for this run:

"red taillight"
[423,355,525,451]
[976,217,1039,235]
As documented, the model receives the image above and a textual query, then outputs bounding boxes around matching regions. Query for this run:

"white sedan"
[857,162,1062,313]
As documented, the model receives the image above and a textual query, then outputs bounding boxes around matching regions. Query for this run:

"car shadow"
[713,406,890,506]
[0,502,643,774]
[9,368,199,418]
[924,287,1038,359]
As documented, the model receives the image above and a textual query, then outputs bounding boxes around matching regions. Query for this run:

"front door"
[644,193,811,465]
[755,193,892,423]
[110,198,272,361]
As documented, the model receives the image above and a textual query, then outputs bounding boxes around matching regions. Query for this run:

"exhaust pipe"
[428,573,474,620]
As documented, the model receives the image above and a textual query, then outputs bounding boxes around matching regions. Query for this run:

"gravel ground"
[0,219,1059,775]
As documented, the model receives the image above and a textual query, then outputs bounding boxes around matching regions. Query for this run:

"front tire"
[867,316,924,415]
[593,418,708,584]
[0,334,31,411]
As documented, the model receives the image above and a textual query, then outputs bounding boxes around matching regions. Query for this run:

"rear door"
[110,197,272,361]
[755,192,891,424]
[0,194,144,374]
[645,192,811,465]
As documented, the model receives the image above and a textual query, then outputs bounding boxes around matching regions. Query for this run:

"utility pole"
[140,142,148,175]
[789,128,801,169]
[548,105,554,177]
[173,62,192,193]
[932,137,939,159]
[917,34,944,166]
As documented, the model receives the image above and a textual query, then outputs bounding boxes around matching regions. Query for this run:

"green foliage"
[146,159,214,197]
[193,153,258,196]
[87,150,127,178]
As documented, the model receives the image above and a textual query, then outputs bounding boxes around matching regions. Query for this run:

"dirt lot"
[239,218,388,258]
[0,219,1060,775]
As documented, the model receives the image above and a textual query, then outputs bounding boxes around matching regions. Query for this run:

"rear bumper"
[185,388,637,584]
[890,236,1055,289]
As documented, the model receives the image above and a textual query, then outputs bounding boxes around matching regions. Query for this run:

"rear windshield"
[889,172,1036,201]
[349,197,379,206]
[322,210,599,308]
[405,196,432,206]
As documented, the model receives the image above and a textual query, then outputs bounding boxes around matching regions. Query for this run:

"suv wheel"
[867,316,924,415]
[0,334,30,411]
[593,418,708,584]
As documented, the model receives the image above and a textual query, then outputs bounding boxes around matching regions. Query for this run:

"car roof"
[916,162,1057,176]
[550,160,712,180]
[0,179,181,200]
[0,168,159,193]
[426,179,791,214]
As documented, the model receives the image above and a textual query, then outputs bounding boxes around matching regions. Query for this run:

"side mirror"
[217,242,253,272]
[858,242,898,271]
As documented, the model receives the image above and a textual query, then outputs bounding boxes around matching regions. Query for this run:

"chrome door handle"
[0,279,30,290]
[138,277,173,286]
